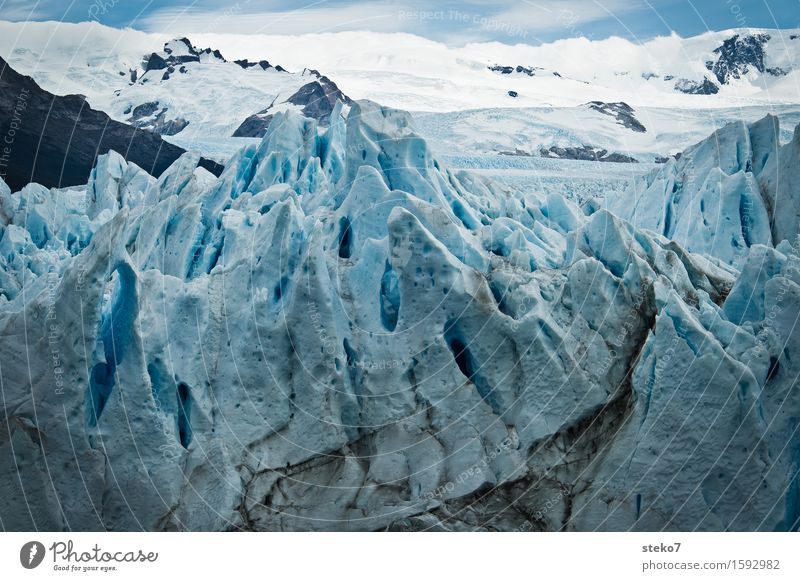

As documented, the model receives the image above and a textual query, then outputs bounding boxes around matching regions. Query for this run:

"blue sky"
[4,0,800,44]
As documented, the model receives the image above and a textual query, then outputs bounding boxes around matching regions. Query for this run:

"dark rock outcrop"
[0,58,222,192]
[139,38,287,81]
[232,112,274,138]
[540,144,638,163]
[288,75,351,121]
[127,101,189,136]
[706,33,787,84]
[488,64,564,78]
[587,101,646,133]
[234,59,285,72]
[674,77,720,95]
[233,72,351,137]
[142,40,201,73]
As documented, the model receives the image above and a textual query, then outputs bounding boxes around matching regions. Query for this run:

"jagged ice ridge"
[0,101,798,531]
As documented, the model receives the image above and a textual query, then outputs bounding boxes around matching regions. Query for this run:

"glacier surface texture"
[0,101,799,531]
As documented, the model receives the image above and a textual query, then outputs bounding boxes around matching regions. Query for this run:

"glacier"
[0,101,798,531]
[606,114,799,267]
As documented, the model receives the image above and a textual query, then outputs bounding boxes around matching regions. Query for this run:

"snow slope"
[2,21,799,121]
[188,28,800,110]
[414,104,800,161]
[1,101,798,531]
[0,21,346,140]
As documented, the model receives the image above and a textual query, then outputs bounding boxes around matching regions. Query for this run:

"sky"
[3,0,799,45]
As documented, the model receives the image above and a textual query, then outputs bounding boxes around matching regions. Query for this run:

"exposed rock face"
[233,72,351,137]
[0,101,798,532]
[234,59,285,72]
[540,145,638,163]
[0,58,222,192]
[669,33,790,97]
[706,33,788,84]
[488,64,561,78]
[489,65,515,74]
[126,101,189,136]
[587,101,646,133]
[231,111,275,138]
[287,74,352,122]
[674,77,720,95]
[141,38,285,78]
[142,38,202,72]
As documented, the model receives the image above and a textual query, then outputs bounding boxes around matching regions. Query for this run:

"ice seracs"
[605,114,800,267]
[0,100,798,531]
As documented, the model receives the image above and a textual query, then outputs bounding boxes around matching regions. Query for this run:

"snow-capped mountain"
[124,36,350,137]
[0,57,223,192]
[3,22,798,119]
[1,98,798,531]
[485,31,795,98]
[0,21,350,141]
[3,21,796,166]
[180,27,800,110]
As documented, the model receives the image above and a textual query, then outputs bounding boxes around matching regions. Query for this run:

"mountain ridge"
[0,57,223,192]
[2,21,797,118]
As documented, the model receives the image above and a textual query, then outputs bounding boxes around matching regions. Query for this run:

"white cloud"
[139,0,650,44]
[141,1,405,36]
[0,0,48,21]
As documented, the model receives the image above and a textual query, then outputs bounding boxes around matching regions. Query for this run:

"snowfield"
[413,105,800,160]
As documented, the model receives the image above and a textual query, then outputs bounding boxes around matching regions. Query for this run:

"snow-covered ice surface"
[1,100,799,531]
[166,136,262,165]
[432,154,650,209]
[413,105,800,161]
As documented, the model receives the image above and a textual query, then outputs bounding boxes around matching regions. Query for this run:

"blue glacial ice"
[606,114,798,268]
[0,101,798,531]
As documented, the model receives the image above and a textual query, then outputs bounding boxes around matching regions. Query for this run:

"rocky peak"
[586,101,646,133]
[705,33,788,84]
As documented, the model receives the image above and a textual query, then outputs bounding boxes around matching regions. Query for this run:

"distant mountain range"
[1,22,797,130]
[487,32,793,97]
[169,26,800,111]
